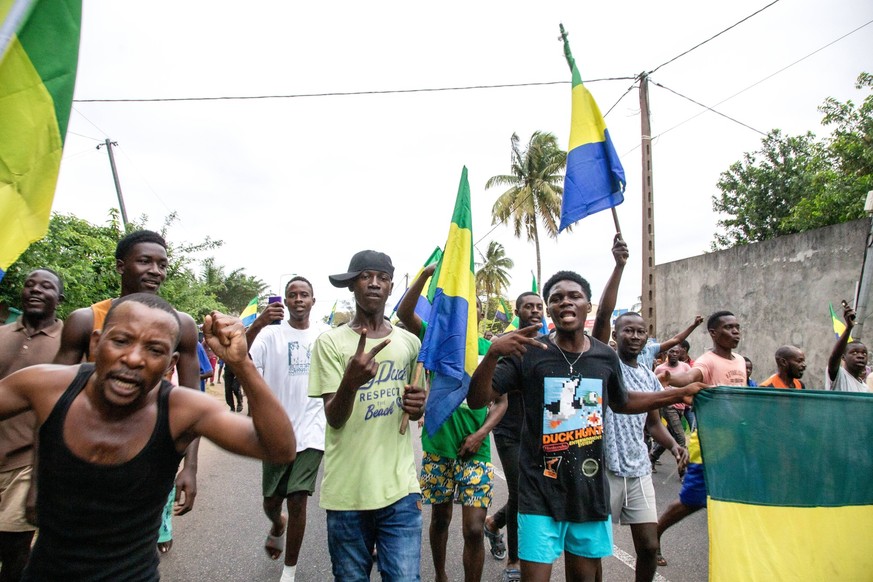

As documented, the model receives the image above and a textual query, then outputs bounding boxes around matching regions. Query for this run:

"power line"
[621,18,873,156]
[650,81,766,135]
[66,129,103,141]
[71,106,110,138]
[648,0,783,75]
[72,77,637,104]
[604,78,640,118]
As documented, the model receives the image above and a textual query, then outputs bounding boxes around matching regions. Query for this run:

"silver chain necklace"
[552,336,585,374]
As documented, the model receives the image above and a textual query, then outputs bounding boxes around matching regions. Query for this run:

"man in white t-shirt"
[247,277,326,582]
[826,303,868,392]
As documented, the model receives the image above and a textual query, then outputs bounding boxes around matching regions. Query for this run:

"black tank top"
[23,364,184,581]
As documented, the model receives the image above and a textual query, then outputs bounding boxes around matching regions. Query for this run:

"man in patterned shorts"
[397,264,500,582]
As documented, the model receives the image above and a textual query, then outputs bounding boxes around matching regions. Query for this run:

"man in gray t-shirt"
[826,303,869,393]
[603,312,687,582]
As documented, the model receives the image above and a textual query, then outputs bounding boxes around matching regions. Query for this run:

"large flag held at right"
[0,0,82,282]
[558,24,625,232]
[695,387,873,580]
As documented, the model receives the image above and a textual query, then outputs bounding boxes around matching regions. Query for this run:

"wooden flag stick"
[399,362,427,435]
[611,207,622,234]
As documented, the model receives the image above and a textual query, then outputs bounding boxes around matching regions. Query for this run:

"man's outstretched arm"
[591,234,628,344]
[658,315,704,353]
[827,303,855,382]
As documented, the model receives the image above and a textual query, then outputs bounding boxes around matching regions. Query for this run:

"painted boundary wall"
[655,218,870,387]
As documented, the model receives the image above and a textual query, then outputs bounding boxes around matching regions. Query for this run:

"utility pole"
[639,73,656,336]
[851,191,873,340]
[96,138,129,228]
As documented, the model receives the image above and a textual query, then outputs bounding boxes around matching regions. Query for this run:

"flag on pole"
[419,167,478,437]
[495,299,511,323]
[0,0,82,282]
[327,300,338,327]
[530,271,549,334]
[391,247,443,322]
[696,387,873,580]
[829,302,851,341]
[557,24,625,232]
[240,297,258,327]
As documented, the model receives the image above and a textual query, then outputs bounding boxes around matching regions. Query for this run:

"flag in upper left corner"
[0,0,82,282]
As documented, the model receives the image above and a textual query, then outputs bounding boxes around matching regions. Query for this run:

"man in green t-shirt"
[308,250,426,581]
[397,263,503,582]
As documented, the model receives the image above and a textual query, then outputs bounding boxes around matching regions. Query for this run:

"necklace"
[552,336,585,374]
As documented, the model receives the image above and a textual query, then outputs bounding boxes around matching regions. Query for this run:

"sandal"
[264,516,286,560]
[484,525,507,560]
[656,551,667,567]
[503,567,521,581]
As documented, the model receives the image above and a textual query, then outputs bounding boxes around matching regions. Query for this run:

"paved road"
[160,388,707,581]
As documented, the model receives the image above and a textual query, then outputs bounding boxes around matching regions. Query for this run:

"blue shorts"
[517,513,612,563]
[679,463,707,507]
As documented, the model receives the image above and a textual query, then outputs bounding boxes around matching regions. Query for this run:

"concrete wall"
[654,218,870,388]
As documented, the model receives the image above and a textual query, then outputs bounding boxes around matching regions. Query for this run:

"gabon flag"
[696,387,873,580]
[0,0,82,281]
[418,167,479,437]
[557,24,625,232]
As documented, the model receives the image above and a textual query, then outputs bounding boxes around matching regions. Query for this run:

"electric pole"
[639,73,657,336]
[96,138,129,228]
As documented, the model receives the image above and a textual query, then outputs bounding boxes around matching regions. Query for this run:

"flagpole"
[611,207,622,234]
[399,362,426,435]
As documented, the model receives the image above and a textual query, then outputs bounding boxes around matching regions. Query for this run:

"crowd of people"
[0,229,867,582]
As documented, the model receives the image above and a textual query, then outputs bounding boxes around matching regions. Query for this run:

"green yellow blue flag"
[419,167,478,437]
[327,300,338,327]
[829,302,851,341]
[240,296,258,327]
[0,0,82,282]
[696,387,873,580]
[557,24,625,232]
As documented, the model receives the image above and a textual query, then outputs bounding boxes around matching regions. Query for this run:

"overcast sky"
[51,0,873,325]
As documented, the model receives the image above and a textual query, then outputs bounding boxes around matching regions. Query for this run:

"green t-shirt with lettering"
[308,324,421,510]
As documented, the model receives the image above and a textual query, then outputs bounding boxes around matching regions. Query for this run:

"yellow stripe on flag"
[708,499,873,581]
[568,84,608,151]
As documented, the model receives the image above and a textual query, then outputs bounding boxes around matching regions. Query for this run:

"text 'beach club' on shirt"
[249,321,327,453]
[308,324,422,511]
[492,335,628,523]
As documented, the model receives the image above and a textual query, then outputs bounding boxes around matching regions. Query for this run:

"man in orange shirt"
[759,346,806,389]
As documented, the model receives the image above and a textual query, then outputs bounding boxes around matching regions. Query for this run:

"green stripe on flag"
[696,387,873,507]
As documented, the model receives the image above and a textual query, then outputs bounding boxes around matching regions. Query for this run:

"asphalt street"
[159,387,708,581]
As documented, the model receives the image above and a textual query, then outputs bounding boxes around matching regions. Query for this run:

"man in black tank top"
[0,294,296,581]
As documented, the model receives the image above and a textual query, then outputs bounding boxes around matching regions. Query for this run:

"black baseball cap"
[328,250,395,288]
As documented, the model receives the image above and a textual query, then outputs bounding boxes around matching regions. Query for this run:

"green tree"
[712,130,829,249]
[787,72,873,231]
[712,73,872,249]
[0,212,122,318]
[486,131,568,284]
[475,240,513,320]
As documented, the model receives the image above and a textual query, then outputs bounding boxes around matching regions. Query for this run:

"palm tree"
[485,131,568,285]
[476,240,514,318]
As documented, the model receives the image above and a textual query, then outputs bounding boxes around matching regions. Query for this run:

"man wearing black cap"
[309,250,427,582]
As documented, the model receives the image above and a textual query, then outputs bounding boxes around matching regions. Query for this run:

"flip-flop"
[484,526,507,561]
[656,551,667,567]
[264,516,286,560]
[503,567,521,581]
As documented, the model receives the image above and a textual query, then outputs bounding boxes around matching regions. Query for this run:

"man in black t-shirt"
[468,271,702,582]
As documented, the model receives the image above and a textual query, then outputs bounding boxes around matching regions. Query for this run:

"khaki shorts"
[0,465,36,532]
[262,448,323,497]
[607,470,657,525]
